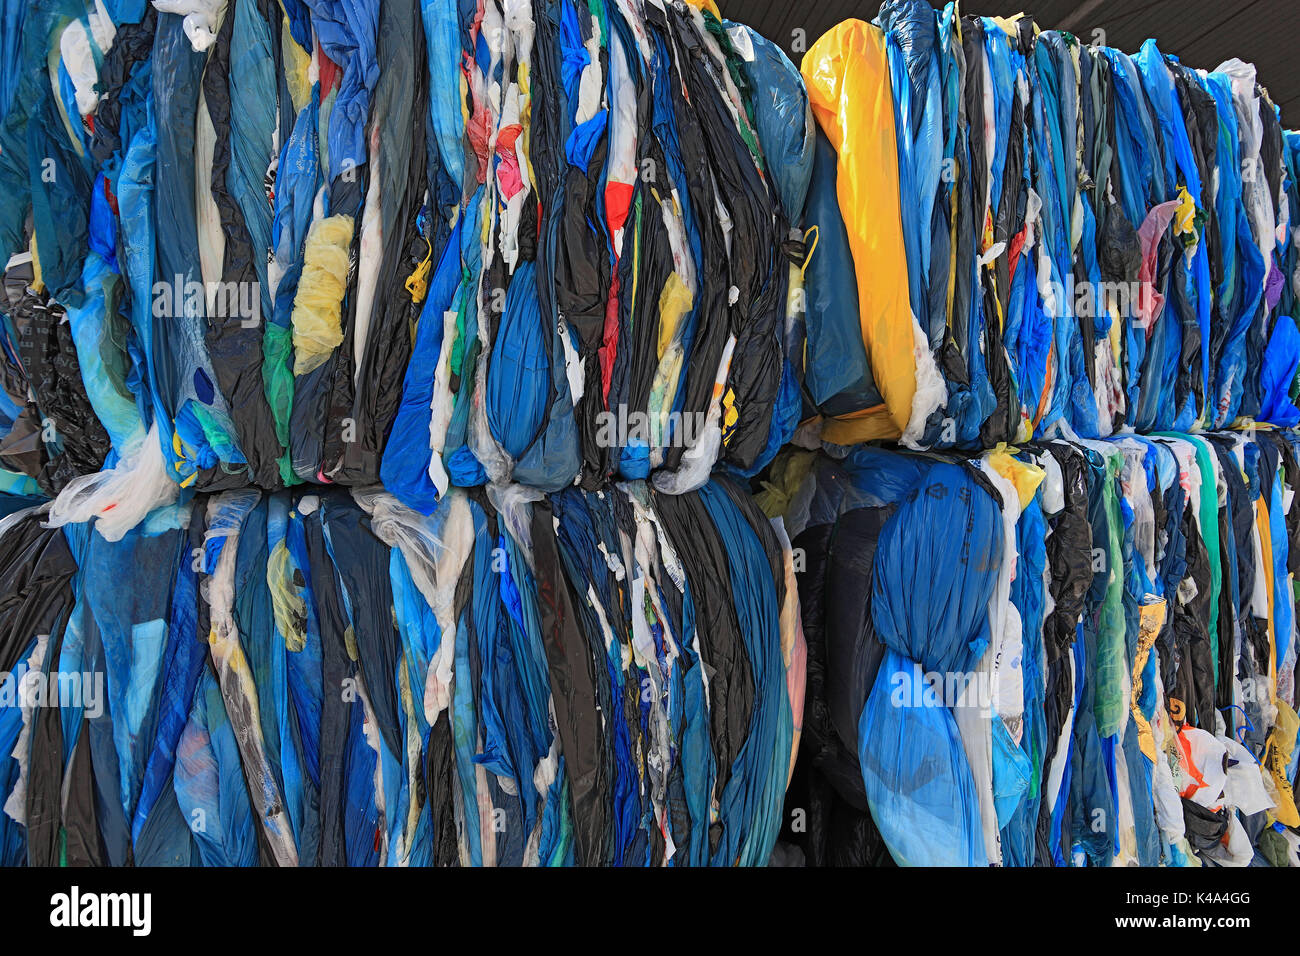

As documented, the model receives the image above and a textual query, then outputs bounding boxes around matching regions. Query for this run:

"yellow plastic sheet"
[986,444,1046,510]
[1265,699,1299,828]
[801,21,916,443]
[267,538,307,652]
[1131,599,1167,763]
[282,18,313,113]
[656,271,692,361]
[292,214,354,375]
[684,0,722,19]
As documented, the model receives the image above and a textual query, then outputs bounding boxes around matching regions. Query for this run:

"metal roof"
[721,0,1299,125]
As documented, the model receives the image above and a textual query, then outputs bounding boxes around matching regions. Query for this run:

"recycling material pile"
[0,478,802,865]
[803,8,1300,449]
[765,2,1300,867]
[762,431,1299,867]
[0,0,812,867]
[758,2,1300,867]
[0,0,808,512]
[0,0,1297,866]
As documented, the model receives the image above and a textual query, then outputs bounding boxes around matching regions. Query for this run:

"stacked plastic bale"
[0,0,815,526]
[761,3,1300,868]
[794,5,1300,451]
[1,0,1299,869]
[0,476,805,866]
[0,0,813,867]
[761,426,1300,867]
